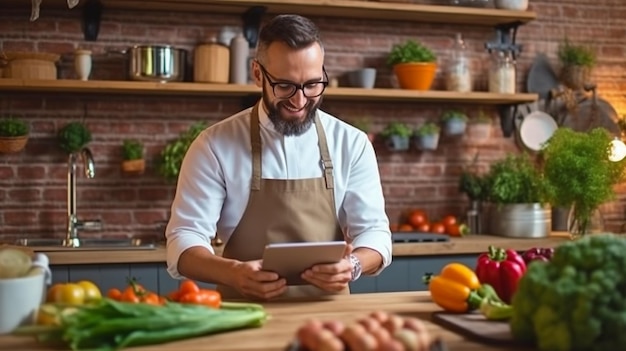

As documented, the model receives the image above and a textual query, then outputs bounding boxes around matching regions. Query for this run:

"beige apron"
[218,103,348,300]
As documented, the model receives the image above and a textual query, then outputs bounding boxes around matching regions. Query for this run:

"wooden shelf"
[14,0,536,26]
[0,79,538,104]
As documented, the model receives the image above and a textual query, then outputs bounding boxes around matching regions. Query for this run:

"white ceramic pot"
[0,272,45,334]
[74,49,92,81]
[494,0,528,10]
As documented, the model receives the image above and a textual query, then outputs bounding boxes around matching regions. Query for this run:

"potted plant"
[350,117,376,143]
[0,117,29,154]
[459,153,488,234]
[121,139,145,175]
[158,121,207,182]
[467,110,492,142]
[413,121,440,151]
[58,122,92,154]
[381,121,412,151]
[440,110,468,136]
[387,39,437,91]
[541,127,626,237]
[483,153,552,238]
[557,38,596,91]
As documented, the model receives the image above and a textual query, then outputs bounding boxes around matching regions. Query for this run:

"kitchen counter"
[31,234,571,265]
[2,291,531,351]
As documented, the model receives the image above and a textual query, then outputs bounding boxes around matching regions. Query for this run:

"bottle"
[229,32,249,85]
[488,51,516,94]
[446,33,472,92]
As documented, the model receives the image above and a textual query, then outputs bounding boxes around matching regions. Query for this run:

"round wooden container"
[2,52,60,80]
[193,42,229,83]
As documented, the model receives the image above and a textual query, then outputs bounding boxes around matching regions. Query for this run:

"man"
[166,14,392,300]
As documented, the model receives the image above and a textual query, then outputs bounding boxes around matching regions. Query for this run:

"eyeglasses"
[257,62,329,99]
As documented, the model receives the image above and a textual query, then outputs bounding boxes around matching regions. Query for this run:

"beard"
[263,89,322,136]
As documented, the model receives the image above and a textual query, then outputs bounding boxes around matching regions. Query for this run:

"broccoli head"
[510,234,626,351]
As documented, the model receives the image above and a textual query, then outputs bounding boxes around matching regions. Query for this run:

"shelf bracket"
[82,0,102,41]
[242,6,267,49]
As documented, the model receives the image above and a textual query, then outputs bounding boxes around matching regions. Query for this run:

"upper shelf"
[0,79,538,104]
[20,0,537,26]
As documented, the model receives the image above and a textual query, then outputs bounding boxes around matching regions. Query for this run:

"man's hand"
[301,244,353,292]
[232,260,287,300]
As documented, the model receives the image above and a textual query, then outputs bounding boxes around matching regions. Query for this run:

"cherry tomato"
[107,288,122,300]
[46,283,64,303]
[179,280,200,296]
[141,292,162,305]
[120,286,140,303]
[179,289,222,308]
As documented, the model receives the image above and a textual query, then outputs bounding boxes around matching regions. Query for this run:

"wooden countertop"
[1,291,532,351]
[31,234,571,265]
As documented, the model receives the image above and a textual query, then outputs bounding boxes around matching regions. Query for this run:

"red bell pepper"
[475,245,526,304]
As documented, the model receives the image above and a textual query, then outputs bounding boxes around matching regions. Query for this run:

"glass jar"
[488,51,516,94]
[446,33,472,92]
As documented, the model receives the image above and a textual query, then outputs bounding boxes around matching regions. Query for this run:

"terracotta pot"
[121,159,145,175]
[560,65,591,91]
[0,135,28,154]
[393,62,437,90]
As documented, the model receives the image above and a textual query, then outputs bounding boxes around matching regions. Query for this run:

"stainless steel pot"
[127,45,187,82]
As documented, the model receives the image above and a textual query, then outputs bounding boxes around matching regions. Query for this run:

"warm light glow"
[608,138,626,162]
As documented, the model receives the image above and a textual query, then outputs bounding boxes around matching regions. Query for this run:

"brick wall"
[1,0,625,239]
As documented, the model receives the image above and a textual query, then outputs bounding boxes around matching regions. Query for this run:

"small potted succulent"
[0,117,29,154]
[413,121,441,151]
[387,39,437,91]
[121,139,145,175]
[557,38,596,90]
[58,121,92,154]
[381,121,412,151]
[440,110,468,136]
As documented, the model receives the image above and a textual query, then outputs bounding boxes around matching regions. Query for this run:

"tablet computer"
[261,241,347,286]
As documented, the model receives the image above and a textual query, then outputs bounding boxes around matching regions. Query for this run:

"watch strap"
[349,254,362,281]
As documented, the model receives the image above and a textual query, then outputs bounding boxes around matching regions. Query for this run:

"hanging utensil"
[526,53,559,99]
[30,0,42,21]
[67,0,80,8]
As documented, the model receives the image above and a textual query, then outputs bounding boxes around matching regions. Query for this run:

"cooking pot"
[124,45,187,82]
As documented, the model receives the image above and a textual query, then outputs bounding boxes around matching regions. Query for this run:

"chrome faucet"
[65,147,102,248]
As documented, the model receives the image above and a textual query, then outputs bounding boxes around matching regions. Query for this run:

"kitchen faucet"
[65,147,102,248]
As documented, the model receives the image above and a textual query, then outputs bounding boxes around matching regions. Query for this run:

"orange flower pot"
[121,159,146,175]
[393,62,437,90]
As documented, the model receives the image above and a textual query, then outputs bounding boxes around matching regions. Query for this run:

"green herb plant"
[0,117,29,137]
[380,121,413,138]
[57,122,92,154]
[557,38,596,68]
[122,139,143,161]
[441,110,468,123]
[484,153,549,204]
[386,40,436,67]
[158,122,207,182]
[414,121,440,137]
[459,153,487,201]
[541,128,626,236]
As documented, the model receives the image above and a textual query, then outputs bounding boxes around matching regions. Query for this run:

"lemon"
[76,280,102,303]
[54,283,85,305]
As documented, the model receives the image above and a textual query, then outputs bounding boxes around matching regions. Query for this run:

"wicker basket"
[0,135,28,153]
[1,51,60,80]
[121,159,146,175]
[560,65,591,91]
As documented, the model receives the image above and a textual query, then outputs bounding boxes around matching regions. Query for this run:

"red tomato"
[416,222,431,233]
[430,222,446,234]
[441,215,457,227]
[398,224,414,232]
[447,223,470,237]
[408,210,429,228]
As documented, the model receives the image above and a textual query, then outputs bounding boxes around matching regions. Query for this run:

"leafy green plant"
[557,38,596,68]
[459,154,487,201]
[122,139,143,161]
[380,122,412,138]
[0,117,29,137]
[541,128,626,235]
[441,110,468,123]
[386,40,436,67]
[472,110,492,124]
[158,121,207,182]
[414,121,440,137]
[58,122,92,154]
[484,153,549,204]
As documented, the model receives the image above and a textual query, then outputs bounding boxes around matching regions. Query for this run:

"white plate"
[519,111,558,152]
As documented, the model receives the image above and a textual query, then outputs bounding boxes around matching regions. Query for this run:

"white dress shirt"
[166,105,392,278]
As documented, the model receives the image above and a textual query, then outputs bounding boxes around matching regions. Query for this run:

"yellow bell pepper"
[424,263,483,313]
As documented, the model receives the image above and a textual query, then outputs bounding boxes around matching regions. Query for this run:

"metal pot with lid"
[120,45,188,82]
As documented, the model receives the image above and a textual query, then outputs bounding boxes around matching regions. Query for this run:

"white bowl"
[0,272,45,334]
[494,0,528,10]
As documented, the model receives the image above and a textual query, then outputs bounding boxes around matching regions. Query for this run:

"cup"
[347,68,377,89]
[0,272,46,334]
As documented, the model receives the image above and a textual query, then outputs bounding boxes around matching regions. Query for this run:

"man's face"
[254,42,326,136]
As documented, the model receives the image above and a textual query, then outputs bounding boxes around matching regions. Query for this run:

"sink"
[13,237,157,251]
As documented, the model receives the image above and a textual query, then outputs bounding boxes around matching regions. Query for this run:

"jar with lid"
[446,33,472,92]
[488,51,516,94]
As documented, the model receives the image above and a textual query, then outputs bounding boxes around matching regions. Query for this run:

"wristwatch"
[349,254,362,281]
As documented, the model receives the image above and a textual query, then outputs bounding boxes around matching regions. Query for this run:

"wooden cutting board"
[431,311,531,348]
